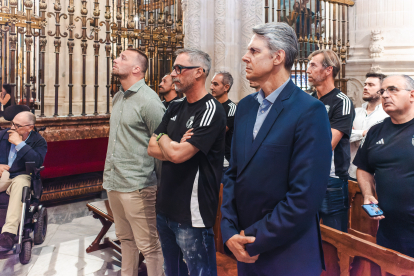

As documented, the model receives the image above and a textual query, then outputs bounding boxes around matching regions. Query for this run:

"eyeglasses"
[172,65,205,75]
[377,86,411,96]
[11,121,33,129]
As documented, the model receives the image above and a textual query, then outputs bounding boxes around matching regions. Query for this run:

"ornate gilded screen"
[264,0,354,93]
[0,0,184,117]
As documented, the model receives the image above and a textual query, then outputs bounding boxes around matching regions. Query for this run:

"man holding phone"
[354,75,414,258]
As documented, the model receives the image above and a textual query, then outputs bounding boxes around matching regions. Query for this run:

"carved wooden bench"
[321,224,414,276]
[348,180,379,243]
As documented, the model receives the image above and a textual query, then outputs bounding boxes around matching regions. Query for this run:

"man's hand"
[180,128,193,143]
[0,165,10,177]
[225,231,259,263]
[362,130,368,137]
[363,195,385,220]
[7,130,23,145]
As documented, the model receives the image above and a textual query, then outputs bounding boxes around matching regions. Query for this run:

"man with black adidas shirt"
[148,48,226,276]
[354,75,414,258]
[159,73,180,109]
[307,49,355,232]
[211,71,236,170]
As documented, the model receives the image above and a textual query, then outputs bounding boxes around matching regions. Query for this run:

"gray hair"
[403,75,414,90]
[252,22,298,70]
[175,48,212,77]
[215,71,234,93]
[18,111,36,125]
[386,75,414,90]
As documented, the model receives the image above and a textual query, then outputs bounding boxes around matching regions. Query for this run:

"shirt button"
[261,110,264,113]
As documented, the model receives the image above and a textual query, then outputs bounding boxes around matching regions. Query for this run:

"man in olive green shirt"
[103,49,165,276]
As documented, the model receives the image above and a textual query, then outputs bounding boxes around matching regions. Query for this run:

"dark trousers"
[319,177,349,233]
[377,226,414,258]
[156,213,218,276]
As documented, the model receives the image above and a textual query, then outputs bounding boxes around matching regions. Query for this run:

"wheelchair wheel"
[34,207,47,245]
[19,240,32,264]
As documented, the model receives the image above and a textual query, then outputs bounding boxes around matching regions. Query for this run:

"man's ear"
[194,67,204,79]
[325,66,334,78]
[224,84,230,93]
[409,90,414,103]
[273,50,285,66]
[132,65,142,75]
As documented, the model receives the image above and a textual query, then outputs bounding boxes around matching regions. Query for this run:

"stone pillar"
[182,0,263,102]
[346,0,414,107]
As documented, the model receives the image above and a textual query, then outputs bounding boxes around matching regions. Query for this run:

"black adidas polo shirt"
[154,94,226,228]
[312,88,355,179]
[222,99,236,164]
[353,117,414,242]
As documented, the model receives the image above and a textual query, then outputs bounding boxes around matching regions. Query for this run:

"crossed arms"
[147,129,199,163]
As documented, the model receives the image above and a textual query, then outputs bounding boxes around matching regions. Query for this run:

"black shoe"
[0,232,16,251]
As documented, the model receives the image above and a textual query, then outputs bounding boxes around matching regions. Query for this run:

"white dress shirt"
[349,102,389,179]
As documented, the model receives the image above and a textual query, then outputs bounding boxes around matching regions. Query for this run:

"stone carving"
[347,78,364,108]
[182,0,201,49]
[214,0,226,71]
[370,65,382,73]
[239,0,263,98]
[369,30,384,58]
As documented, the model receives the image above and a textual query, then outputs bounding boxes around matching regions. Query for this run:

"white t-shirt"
[349,102,389,179]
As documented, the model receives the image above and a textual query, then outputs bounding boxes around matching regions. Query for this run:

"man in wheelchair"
[0,108,47,251]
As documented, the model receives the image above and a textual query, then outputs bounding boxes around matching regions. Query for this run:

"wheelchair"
[0,162,47,264]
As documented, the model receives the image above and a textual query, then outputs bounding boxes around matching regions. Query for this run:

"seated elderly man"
[0,109,47,251]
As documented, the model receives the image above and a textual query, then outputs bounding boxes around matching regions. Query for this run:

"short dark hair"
[216,71,234,93]
[2,83,12,95]
[365,72,386,83]
[126,48,148,74]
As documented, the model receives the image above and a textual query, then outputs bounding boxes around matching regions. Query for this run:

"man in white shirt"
[349,72,389,180]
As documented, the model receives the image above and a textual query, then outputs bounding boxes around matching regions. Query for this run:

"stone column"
[346,0,414,107]
[182,0,263,102]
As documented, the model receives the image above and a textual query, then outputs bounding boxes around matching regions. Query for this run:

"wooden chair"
[348,180,379,243]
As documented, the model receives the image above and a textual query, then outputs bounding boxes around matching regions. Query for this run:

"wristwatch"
[156,133,167,142]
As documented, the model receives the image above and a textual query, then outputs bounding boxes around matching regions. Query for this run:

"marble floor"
[0,198,147,276]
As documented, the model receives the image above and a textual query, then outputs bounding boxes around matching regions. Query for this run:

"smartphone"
[362,204,384,217]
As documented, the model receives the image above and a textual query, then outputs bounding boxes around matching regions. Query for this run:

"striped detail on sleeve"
[336,92,351,115]
[228,102,237,117]
[200,99,217,127]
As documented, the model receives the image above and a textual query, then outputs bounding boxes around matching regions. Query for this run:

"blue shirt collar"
[256,78,290,105]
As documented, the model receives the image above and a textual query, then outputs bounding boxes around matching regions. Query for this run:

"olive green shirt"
[103,78,165,192]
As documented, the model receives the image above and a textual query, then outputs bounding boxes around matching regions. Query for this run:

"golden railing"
[265,0,354,93]
[0,0,184,117]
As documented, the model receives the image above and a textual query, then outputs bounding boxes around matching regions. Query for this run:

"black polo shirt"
[353,117,414,242]
[162,96,180,109]
[154,94,226,228]
[312,88,355,179]
[222,99,236,164]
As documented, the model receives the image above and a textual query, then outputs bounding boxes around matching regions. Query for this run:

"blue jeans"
[319,177,349,233]
[156,213,217,276]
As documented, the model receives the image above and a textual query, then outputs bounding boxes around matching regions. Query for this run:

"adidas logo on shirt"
[376,138,384,145]
[170,115,177,121]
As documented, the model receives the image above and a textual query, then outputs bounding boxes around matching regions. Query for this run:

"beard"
[308,74,327,86]
[158,88,168,95]
[363,93,380,102]
[172,78,192,94]
[111,70,129,80]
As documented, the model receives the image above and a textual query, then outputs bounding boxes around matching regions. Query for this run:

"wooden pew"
[348,180,379,243]
[321,224,414,276]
